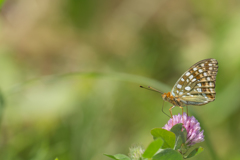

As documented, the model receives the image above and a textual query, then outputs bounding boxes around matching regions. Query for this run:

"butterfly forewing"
[171,58,218,106]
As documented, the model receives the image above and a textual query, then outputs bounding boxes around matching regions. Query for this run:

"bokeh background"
[0,0,239,160]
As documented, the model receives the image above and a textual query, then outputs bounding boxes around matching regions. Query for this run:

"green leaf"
[152,149,183,160]
[170,123,187,143]
[104,154,131,160]
[170,124,187,150]
[55,158,59,160]
[151,128,176,149]
[185,147,204,159]
[142,138,164,158]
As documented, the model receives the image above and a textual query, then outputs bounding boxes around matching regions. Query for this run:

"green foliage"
[151,128,176,149]
[104,154,131,160]
[105,124,203,160]
[152,149,183,160]
[184,147,204,159]
[170,123,187,150]
[142,138,163,158]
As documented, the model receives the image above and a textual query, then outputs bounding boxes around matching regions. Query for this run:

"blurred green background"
[0,0,240,160]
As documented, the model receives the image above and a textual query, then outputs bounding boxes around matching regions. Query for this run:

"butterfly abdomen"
[162,92,184,106]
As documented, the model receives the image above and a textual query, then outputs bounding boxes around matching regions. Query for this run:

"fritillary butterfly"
[141,58,218,117]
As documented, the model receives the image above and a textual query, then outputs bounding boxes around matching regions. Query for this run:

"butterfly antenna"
[140,86,170,117]
[140,86,164,94]
[162,101,171,118]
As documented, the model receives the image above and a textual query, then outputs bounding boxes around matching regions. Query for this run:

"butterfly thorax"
[162,92,184,106]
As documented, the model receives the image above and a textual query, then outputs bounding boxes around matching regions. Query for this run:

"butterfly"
[140,58,218,117]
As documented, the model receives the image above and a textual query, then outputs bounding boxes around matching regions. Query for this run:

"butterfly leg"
[169,106,175,126]
[179,106,184,124]
[162,101,171,118]
[179,106,184,115]
[169,106,175,118]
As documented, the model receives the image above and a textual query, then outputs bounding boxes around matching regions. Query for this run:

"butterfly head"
[162,92,171,101]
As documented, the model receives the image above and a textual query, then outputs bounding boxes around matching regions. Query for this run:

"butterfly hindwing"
[171,58,218,106]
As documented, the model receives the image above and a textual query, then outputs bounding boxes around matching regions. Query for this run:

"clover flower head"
[162,112,204,146]
[129,145,147,160]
